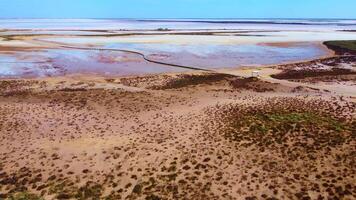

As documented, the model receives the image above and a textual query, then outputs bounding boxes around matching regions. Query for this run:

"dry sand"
[0,28,355,200]
[0,54,355,200]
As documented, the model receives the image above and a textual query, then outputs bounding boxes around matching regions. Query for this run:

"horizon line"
[0,17,356,20]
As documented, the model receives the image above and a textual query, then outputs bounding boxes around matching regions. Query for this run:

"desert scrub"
[207,98,354,155]
[47,179,103,199]
[7,192,43,200]
[271,67,356,80]
[145,194,161,200]
[74,182,103,200]
[224,111,352,150]
[150,73,234,90]
[230,77,276,92]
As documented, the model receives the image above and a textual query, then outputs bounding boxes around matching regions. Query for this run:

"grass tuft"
[8,192,43,200]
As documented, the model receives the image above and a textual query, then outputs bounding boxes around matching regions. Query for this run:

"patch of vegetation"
[0,35,15,41]
[132,183,143,194]
[271,67,356,80]
[47,180,78,199]
[7,192,43,200]
[150,73,234,90]
[57,87,88,92]
[230,77,275,92]
[156,28,170,31]
[324,40,356,55]
[74,182,103,200]
[213,99,354,155]
[145,194,161,200]
[225,111,351,149]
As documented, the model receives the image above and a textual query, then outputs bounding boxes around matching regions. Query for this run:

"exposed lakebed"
[1,19,356,78]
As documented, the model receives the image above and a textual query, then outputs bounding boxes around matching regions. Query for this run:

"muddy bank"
[323,40,356,55]
[271,56,356,82]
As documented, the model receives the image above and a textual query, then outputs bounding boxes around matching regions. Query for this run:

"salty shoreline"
[0,44,355,199]
[0,39,334,79]
[2,25,355,78]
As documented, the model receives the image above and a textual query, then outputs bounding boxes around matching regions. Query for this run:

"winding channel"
[32,38,213,72]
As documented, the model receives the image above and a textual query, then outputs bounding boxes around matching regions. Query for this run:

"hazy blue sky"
[1,0,356,19]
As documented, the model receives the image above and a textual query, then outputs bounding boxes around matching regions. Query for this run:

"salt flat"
[1,19,356,78]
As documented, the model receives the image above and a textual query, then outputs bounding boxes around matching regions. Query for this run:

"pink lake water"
[1,19,356,78]
[0,43,329,78]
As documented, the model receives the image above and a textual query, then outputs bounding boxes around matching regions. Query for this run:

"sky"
[0,0,356,19]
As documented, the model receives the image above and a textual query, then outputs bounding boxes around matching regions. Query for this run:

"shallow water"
[105,42,328,68]
[1,19,356,30]
[44,30,356,45]
[0,50,186,78]
[0,42,327,78]
[1,19,356,78]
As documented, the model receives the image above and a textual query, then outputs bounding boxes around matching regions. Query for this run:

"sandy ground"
[0,53,355,200]
[0,28,356,199]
